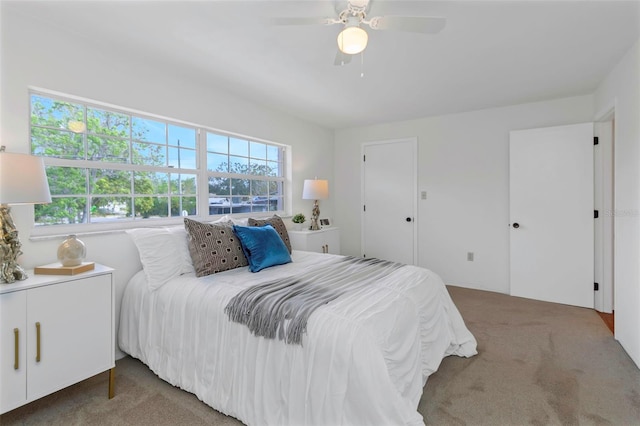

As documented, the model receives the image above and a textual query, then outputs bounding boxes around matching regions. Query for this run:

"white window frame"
[29,88,290,238]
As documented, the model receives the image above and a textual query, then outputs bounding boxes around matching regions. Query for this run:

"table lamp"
[302,178,328,231]
[0,147,52,283]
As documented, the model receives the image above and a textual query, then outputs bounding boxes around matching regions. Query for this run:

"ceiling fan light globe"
[337,26,368,55]
[67,120,86,133]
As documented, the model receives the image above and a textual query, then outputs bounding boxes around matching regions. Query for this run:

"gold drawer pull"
[14,328,19,370]
[36,322,41,362]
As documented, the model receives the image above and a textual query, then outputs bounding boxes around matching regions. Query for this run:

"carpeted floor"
[421,286,640,425]
[2,286,639,425]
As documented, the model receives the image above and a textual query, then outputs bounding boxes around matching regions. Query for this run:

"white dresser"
[289,228,340,254]
[0,264,115,414]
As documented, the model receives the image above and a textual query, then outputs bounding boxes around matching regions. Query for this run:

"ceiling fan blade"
[271,17,336,26]
[368,16,446,34]
[334,50,352,66]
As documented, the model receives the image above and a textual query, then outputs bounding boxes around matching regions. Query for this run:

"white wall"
[594,39,640,368]
[334,95,594,294]
[1,9,334,357]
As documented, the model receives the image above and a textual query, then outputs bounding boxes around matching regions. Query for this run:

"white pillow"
[127,228,189,290]
[210,214,248,226]
[230,216,249,226]
[127,217,241,289]
[166,226,195,275]
[211,214,231,224]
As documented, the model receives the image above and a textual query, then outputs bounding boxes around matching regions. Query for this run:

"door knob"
[406,217,412,222]
[512,223,520,229]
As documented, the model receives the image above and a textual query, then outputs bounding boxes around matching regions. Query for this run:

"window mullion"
[42,157,195,175]
[206,171,284,181]
[197,128,210,218]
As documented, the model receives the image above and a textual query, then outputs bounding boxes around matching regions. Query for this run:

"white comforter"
[118,251,477,426]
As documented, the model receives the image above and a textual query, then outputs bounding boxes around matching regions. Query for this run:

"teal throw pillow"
[233,224,292,272]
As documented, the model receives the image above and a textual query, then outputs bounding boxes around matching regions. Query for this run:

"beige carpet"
[2,286,639,425]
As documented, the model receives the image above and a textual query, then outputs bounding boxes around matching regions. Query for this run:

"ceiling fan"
[272,0,446,65]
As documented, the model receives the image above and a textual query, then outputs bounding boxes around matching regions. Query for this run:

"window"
[206,133,284,215]
[30,90,287,228]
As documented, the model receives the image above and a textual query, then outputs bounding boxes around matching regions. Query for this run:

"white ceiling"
[5,0,640,129]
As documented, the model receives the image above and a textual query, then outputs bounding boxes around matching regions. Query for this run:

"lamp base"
[0,205,28,283]
[309,200,321,231]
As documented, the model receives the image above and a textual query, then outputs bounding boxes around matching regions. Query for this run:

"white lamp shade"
[302,179,329,200]
[337,25,368,55]
[0,151,52,205]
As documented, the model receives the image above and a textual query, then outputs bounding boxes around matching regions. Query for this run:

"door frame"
[360,137,418,265]
[595,102,616,314]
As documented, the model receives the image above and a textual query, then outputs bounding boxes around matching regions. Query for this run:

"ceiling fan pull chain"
[360,51,365,78]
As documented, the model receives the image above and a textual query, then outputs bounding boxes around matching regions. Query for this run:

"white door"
[510,123,594,308]
[594,119,614,313]
[362,138,417,264]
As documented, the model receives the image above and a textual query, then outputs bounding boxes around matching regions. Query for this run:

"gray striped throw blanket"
[224,256,403,345]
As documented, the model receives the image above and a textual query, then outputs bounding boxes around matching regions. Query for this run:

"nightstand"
[0,264,115,414]
[289,228,340,254]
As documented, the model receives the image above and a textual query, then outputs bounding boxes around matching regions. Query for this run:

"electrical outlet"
[467,252,474,261]
[421,191,427,200]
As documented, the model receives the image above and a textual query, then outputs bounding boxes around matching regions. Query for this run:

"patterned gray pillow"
[247,214,292,254]
[184,218,248,277]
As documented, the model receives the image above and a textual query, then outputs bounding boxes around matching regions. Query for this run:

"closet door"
[362,138,417,264]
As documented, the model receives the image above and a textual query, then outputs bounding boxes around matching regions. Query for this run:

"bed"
[118,216,477,425]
